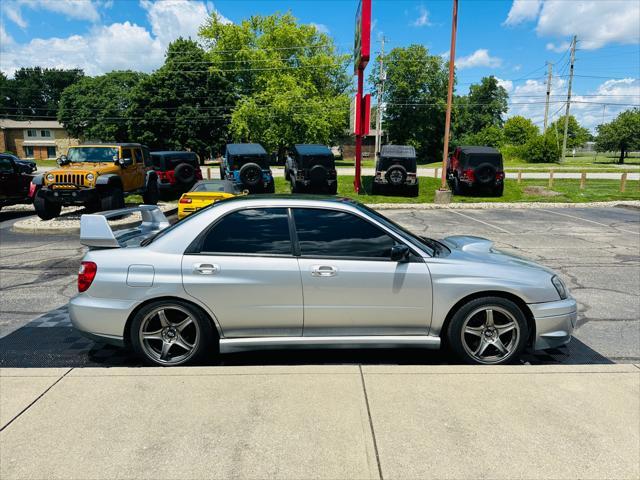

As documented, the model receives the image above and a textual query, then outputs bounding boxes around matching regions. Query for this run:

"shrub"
[522,134,560,163]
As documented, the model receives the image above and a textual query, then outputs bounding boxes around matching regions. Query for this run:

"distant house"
[0,119,79,161]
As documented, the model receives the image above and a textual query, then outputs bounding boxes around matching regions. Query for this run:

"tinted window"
[0,157,13,173]
[293,208,395,258]
[133,149,143,164]
[201,208,291,255]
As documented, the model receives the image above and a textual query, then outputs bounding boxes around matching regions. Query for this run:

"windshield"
[355,203,439,256]
[192,181,229,192]
[67,147,118,163]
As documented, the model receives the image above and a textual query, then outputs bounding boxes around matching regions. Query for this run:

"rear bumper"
[39,187,98,204]
[69,293,136,347]
[529,298,577,350]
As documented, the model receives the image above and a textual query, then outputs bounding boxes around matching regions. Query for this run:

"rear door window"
[0,156,14,173]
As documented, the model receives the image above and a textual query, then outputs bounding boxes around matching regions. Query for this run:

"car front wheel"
[34,193,62,220]
[447,296,528,365]
[130,300,215,366]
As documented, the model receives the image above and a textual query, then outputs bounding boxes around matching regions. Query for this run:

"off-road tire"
[142,178,160,205]
[219,165,226,180]
[100,186,125,211]
[174,163,196,187]
[34,193,61,220]
[385,165,407,187]
[239,163,262,187]
[474,163,497,185]
[327,182,338,195]
[265,180,276,194]
[493,184,504,197]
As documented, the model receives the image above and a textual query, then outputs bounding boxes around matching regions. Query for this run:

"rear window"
[191,181,236,193]
[151,153,198,170]
[464,154,503,168]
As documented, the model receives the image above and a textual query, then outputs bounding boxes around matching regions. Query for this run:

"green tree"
[548,115,590,150]
[0,67,84,118]
[200,13,351,155]
[504,115,539,145]
[58,71,146,141]
[128,39,234,162]
[456,76,508,135]
[370,44,449,160]
[458,125,505,149]
[523,133,560,163]
[595,108,640,164]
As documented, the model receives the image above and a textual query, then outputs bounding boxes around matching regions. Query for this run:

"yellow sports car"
[177,180,245,219]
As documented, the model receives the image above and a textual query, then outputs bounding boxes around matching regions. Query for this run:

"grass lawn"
[34,159,59,168]
[274,176,640,204]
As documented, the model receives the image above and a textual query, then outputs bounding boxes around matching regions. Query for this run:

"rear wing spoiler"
[80,205,170,248]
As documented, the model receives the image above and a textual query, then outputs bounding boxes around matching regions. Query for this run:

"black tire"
[130,299,216,366]
[385,165,407,187]
[327,182,338,195]
[142,177,159,205]
[239,163,262,187]
[34,193,61,220]
[83,199,101,213]
[452,176,465,195]
[474,163,497,185]
[493,183,504,197]
[284,167,290,181]
[219,165,225,180]
[447,296,528,365]
[174,163,196,187]
[308,165,328,185]
[265,180,276,194]
[100,186,125,211]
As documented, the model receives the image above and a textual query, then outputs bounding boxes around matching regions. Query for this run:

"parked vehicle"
[0,153,35,210]
[31,143,159,220]
[372,145,419,196]
[221,144,275,193]
[330,145,343,160]
[15,158,37,174]
[447,146,505,196]
[285,144,338,194]
[178,180,244,220]
[151,151,202,197]
[70,196,576,367]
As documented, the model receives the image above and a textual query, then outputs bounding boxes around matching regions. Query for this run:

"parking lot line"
[449,210,513,234]
[539,209,640,235]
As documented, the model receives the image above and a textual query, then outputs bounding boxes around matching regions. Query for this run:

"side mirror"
[119,157,133,167]
[57,155,69,166]
[390,244,410,262]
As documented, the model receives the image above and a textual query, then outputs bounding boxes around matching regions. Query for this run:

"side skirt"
[219,335,441,354]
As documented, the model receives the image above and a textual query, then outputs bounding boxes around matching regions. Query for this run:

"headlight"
[86,173,95,181]
[551,275,567,300]
[46,173,55,182]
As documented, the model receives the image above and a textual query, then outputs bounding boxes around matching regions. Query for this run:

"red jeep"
[150,151,203,197]
[447,146,505,196]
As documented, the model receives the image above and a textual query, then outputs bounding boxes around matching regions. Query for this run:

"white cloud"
[503,0,542,26]
[0,1,228,76]
[412,5,431,27]
[456,49,502,69]
[545,41,570,53]
[496,78,513,93]
[504,0,640,50]
[2,0,100,26]
[310,22,329,34]
[0,24,13,45]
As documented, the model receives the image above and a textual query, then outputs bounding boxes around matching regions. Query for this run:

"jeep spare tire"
[474,163,497,184]
[174,163,196,186]
[385,165,407,186]
[309,165,328,185]
[239,163,262,186]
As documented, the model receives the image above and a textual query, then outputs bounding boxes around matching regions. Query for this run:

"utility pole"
[374,36,386,158]
[543,62,553,132]
[561,35,577,162]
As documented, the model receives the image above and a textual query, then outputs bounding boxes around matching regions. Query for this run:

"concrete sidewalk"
[1,365,639,479]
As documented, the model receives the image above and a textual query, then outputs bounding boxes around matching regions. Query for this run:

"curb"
[367,200,640,210]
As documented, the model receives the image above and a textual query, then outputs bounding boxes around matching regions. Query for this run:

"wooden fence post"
[517,170,522,184]
[580,171,586,190]
[207,167,211,180]
[434,168,439,179]
[548,169,554,188]
[620,172,627,192]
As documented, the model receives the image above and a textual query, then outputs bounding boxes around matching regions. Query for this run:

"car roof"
[212,194,359,208]
[76,143,143,148]
[151,151,197,157]
[380,145,416,158]
[293,144,332,156]
[226,143,267,156]
[458,146,501,155]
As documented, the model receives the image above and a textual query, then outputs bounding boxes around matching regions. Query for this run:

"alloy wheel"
[460,306,520,364]
[138,305,200,365]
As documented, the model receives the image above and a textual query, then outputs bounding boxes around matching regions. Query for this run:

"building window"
[41,130,51,138]
[23,146,34,158]
[47,146,57,158]
[26,129,37,137]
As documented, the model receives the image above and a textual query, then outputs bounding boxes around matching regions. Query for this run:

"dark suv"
[221,143,275,193]
[0,153,34,210]
[151,151,202,196]
[285,144,337,194]
[447,146,505,196]
[371,145,419,196]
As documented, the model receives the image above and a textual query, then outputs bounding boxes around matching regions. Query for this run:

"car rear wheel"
[174,163,196,188]
[100,186,125,211]
[493,184,504,197]
[130,300,215,366]
[385,166,407,187]
[265,180,276,194]
[239,163,262,187]
[142,178,159,205]
[34,193,62,220]
[447,297,528,365]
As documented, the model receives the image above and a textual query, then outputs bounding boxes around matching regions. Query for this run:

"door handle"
[194,263,219,275]
[311,265,337,277]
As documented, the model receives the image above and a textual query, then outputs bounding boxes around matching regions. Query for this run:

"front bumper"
[69,294,137,347]
[529,297,577,350]
[39,186,98,205]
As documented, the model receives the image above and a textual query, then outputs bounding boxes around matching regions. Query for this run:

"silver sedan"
[70,198,577,366]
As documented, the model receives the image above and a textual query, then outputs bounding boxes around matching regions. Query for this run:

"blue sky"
[1,0,639,130]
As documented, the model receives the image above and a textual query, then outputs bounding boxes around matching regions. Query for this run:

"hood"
[442,235,556,276]
[48,163,120,175]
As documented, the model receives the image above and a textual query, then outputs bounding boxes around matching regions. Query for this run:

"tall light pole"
[437,0,458,201]
[374,36,386,158]
[543,62,553,133]
[561,35,577,162]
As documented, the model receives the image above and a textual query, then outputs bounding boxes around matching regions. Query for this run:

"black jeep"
[285,144,337,194]
[371,145,419,196]
[447,146,505,196]
[221,144,275,194]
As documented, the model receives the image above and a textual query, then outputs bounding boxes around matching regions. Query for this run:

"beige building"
[0,119,79,161]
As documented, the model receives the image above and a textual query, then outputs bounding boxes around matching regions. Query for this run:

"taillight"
[78,261,97,292]
[29,182,36,198]
[462,168,475,181]
[496,172,505,180]
[179,197,192,204]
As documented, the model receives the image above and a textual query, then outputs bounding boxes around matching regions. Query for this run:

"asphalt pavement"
[0,204,638,367]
